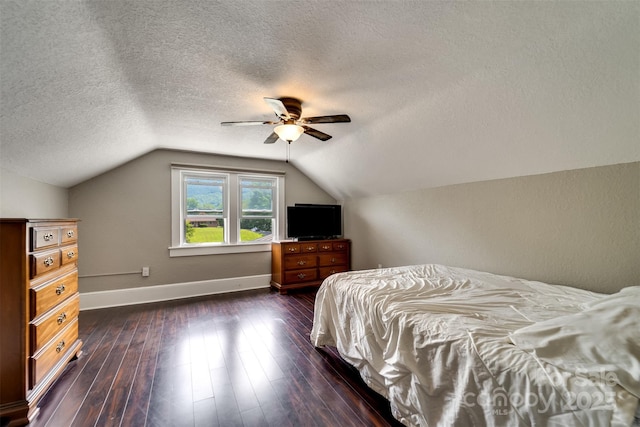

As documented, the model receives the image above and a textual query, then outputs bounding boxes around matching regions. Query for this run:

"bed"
[310,264,640,427]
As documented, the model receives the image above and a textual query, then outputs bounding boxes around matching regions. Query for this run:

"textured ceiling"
[1,1,638,199]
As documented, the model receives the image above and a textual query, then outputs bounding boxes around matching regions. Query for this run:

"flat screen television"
[287,204,342,241]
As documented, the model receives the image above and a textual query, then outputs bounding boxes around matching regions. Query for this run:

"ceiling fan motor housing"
[279,97,302,120]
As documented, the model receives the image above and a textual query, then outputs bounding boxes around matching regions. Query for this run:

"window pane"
[185,175,225,244]
[185,176,224,216]
[241,178,274,217]
[239,218,273,242]
[185,219,225,244]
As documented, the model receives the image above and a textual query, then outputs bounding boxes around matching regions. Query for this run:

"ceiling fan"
[221,97,351,144]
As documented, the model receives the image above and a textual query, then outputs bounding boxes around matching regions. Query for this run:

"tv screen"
[287,204,342,240]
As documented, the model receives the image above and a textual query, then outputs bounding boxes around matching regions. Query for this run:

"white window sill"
[169,242,272,257]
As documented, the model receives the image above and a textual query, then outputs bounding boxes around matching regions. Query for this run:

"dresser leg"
[70,349,82,362]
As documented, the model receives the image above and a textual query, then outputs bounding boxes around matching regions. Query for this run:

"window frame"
[170,164,285,257]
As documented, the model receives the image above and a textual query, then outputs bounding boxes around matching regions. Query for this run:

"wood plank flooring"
[27,289,403,427]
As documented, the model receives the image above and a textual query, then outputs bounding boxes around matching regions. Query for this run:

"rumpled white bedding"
[310,264,640,427]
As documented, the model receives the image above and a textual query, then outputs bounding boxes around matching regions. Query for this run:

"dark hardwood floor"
[27,289,403,427]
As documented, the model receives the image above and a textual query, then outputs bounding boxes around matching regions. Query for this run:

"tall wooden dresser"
[271,239,350,294]
[0,219,83,426]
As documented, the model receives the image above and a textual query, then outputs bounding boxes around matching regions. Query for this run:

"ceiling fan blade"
[264,97,291,120]
[263,132,279,144]
[302,126,332,141]
[301,114,351,124]
[221,120,277,126]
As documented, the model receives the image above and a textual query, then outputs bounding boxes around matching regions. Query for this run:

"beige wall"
[69,149,336,293]
[0,168,69,218]
[14,149,636,295]
[343,162,639,293]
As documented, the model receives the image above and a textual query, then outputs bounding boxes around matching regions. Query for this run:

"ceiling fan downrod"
[286,140,291,163]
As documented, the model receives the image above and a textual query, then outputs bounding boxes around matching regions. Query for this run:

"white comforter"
[310,264,640,427]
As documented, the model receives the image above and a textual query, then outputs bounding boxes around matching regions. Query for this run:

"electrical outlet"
[377,264,382,269]
[142,267,150,277]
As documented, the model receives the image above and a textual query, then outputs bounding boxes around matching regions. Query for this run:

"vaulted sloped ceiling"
[1,1,638,199]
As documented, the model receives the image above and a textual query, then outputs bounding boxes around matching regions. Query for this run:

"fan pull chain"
[286,141,290,163]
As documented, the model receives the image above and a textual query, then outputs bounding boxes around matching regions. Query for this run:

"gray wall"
[343,162,639,293]
[10,150,637,295]
[69,149,336,293]
[0,168,69,218]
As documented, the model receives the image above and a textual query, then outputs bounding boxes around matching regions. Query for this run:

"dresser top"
[1,218,79,223]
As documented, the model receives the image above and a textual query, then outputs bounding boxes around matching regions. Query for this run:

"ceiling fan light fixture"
[274,124,304,142]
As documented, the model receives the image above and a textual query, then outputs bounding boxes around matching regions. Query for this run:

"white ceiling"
[1,1,638,200]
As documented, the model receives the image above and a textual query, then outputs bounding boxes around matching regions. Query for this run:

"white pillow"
[509,286,640,398]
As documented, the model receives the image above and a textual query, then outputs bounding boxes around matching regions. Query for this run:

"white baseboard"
[80,274,271,311]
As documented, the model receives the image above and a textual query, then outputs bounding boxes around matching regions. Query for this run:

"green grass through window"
[186,227,264,243]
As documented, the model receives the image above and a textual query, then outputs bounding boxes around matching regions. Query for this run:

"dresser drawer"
[318,242,334,251]
[31,318,78,387]
[332,242,348,251]
[31,270,79,319]
[30,250,61,278]
[284,255,317,270]
[60,244,78,267]
[284,268,317,283]
[281,243,301,254]
[318,253,348,267]
[31,294,79,353]
[319,265,348,280]
[299,243,317,253]
[60,225,78,244]
[31,227,60,250]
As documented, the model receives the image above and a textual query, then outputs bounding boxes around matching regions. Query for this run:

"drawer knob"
[288,248,296,252]
[322,245,330,250]
[43,233,54,242]
[297,273,306,279]
[66,250,76,259]
[43,256,55,267]
[56,340,66,353]
[56,284,66,295]
[331,258,336,263]
[57,312,67,325]
[297,260,306,266]
[67,230,75,238]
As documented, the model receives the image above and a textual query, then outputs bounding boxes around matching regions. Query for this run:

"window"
[239,177,276,243]
[185,174,226,244]
[170,165,285,256]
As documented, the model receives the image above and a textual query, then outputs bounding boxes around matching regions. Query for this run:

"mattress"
[310,264,640,427]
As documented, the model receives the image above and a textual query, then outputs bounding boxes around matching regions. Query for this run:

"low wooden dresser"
[270,239,350,294]
[0,219,83,426]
